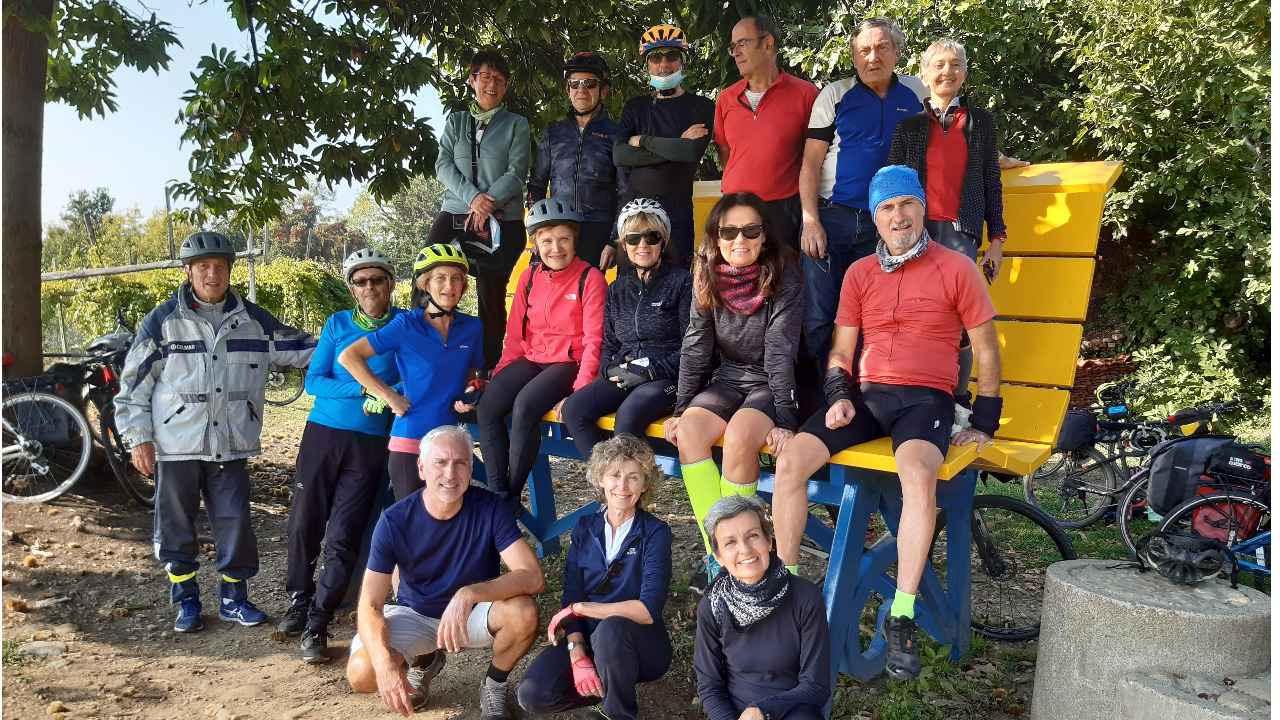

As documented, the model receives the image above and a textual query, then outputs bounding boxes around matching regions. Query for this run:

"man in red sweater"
[714,14,818,252]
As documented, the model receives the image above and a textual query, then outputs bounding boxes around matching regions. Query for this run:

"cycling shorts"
[800,383,954,459]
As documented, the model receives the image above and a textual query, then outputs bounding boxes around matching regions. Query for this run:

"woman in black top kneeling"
[695,495,831,720]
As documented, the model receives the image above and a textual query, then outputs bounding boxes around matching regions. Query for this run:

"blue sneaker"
[219,597,268,626]
[174,598,205,633]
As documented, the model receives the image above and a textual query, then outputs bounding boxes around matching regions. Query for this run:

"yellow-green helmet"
[413,243,469,275]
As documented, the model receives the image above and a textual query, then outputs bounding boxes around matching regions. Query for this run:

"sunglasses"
[592,561,625,594]
[470,71,508,86]
[350,275,389,288]
[646,49,683,63]
[623,231,663,246]
[717,223,764,241]
[567,78,601,90]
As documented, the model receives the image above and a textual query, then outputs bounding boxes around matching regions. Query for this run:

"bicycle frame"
[1233,530,1270,576]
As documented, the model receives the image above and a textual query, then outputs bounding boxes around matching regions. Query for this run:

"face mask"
[649,70,684,92]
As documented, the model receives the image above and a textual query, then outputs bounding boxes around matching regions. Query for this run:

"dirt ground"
[2,400,1037,720]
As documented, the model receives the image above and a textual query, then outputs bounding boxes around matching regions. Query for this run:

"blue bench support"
[472,420,978,681]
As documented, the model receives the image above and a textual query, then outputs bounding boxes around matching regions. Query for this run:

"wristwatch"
[566,640,581,653]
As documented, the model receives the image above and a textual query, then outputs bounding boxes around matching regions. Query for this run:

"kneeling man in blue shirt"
[346,425,544,718]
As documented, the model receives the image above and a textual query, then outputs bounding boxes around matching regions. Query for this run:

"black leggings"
[476,358,578,504]
[560,377,677,460]
[388,451,422,502]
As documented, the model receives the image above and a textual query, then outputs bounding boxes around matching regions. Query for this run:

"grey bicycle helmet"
[1139,531,1232,585]
[615,197,671,239]
[525,198,584,233]
[179,231,237,264]
[342,247,396,283]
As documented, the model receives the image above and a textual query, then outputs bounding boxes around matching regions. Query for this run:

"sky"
[40,0,444,226]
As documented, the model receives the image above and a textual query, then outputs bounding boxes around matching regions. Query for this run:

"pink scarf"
[714,262,765,315]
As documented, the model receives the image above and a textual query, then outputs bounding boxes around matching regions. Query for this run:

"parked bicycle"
[933,472,1078,641]
[264,365,306,406]
[2,314,154,507]
[1023,396,1237,531]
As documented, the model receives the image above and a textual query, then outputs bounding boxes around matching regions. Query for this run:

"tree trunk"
[2,0,55,377]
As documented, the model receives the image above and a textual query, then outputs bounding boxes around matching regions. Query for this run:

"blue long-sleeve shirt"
[694,577,832,720]
[304,309,404,436]
[560,508,672,638]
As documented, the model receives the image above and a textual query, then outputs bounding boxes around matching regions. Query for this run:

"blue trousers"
[154,459,257,599]
[801,202,877,366]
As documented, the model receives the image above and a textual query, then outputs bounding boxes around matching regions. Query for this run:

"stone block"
[1116,671,1269,719]
[1029,560,1269,720]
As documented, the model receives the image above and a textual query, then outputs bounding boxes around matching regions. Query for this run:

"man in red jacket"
[476,198,608,512]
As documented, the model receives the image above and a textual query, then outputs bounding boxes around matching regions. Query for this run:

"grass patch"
[3,639,27,668]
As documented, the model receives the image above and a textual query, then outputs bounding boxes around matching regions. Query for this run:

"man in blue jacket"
[528,51,625,269]
[278,248,404,663]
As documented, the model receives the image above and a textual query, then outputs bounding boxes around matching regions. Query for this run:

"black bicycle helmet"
[563,51,610,83]
[1139,531,1233,586]
[525,198,584,233]
[178,231,237,265]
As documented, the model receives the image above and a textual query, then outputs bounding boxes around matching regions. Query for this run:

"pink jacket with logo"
[494,257,607,391]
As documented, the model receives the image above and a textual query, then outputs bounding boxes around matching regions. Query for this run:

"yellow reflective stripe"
[168,570,197,584]
[221,575,243,583]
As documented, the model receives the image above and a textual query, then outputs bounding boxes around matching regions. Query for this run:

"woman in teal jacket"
[429,48,532,370]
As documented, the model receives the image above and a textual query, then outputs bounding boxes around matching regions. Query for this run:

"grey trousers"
[153,459,258,580]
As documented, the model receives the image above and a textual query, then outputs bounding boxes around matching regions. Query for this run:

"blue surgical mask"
[649,70,684,92]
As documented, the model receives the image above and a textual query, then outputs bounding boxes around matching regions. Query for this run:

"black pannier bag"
[1204,443,1268,484]
[1055,410,1097,452]
[1146,435,1235,514]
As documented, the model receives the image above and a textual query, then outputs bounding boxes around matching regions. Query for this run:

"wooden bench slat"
[971,382,1070,445]
[973,320,1083,388]
[999,160,1124,195]
[979,191,1105,257]
[988,257,1096,322]
[974,439,1054,476]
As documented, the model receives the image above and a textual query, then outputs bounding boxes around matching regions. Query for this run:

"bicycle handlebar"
[1168,400,1241,425]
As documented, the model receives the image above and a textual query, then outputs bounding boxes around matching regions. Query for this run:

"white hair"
[418,424,474,456]
[853,17,908,55]
[920,38,969,76]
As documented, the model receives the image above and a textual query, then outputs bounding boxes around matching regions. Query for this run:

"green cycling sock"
[890,589,917,619]
[719,478,757,498]
[786,564,800,575]
[681,459,722,554]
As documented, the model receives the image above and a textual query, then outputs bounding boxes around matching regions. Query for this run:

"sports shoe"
[479,676,511,720]
[277,598,309,636]
[299,624,330,664]
[174,598,205,633]
[406,651,447,711]
[883,615,922,680]
[219,597,268,626]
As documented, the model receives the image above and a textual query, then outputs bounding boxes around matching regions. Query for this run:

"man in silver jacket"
[115,231,316,633]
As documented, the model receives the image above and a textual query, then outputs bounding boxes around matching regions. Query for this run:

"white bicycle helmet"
[615,197,671,239]
[342,247,396,283]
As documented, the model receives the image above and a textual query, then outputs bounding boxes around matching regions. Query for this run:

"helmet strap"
[571,102,601,117]
[424,293,455,319]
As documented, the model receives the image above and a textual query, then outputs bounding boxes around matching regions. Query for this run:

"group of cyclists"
[114,14,1020,719]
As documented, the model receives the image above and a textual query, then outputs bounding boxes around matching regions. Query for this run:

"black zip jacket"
[886,97,1007,241]
[674,259,803,430]
[600,262,692,382]
[528,110,625,224]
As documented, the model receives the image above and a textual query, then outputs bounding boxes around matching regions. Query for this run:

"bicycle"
[1023,400,1237,530]
[2,315,155,507]
[932,473,1078,641]
[1155,490,1270,579]
[264,365,306,406]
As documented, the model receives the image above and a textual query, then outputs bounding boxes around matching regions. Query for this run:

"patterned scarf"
[708,554,792,630]
[352,307,393,331]
[713,262,766,315]
[876,230,930,273]
[469,102,504,125]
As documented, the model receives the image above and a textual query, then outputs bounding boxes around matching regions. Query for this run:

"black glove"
[823,367,855,406]
[607,361,653,391]
[459,377,487,406]
[970,395,1003,436]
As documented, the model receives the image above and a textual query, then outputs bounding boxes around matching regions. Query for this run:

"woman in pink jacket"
[477,198,607,511]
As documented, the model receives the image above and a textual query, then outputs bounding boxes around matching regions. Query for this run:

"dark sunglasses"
[623,231,663,246]
[717,223,764,241]
[646,49,683,63]
[350,275,389,288]
[592,561,625,594]
[567,78,601,90]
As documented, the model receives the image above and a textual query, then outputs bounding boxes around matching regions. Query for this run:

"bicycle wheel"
[264,366,305,406]
[933,493,1078,641]
[1,392,93,503]
[1021,446,1118,528]
[1031,451,1068,480]
[1116,470,1159,559]
[98,409,154,507]
[1157,492,1270,575]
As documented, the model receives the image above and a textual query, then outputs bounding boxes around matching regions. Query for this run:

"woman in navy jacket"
[517,435,673,720]
[560,197,692,460]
